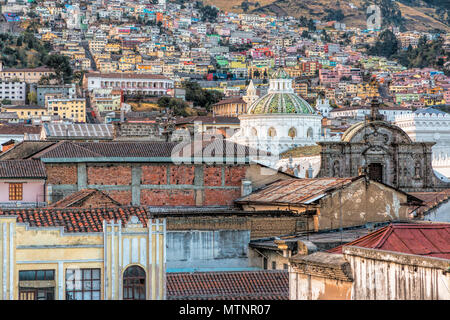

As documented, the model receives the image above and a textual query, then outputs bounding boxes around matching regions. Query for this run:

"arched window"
[288,127,296,139]
[307,127,313,139]
[251,127,258,137]
[268,127,277,138]
[123,266,146,300]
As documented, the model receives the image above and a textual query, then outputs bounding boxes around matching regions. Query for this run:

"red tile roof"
[166,271,288,300]
[328,223,450,259]
[0,207,152,233]
[85,72,169,80]
[0,160,46,179]
[175,116,240,125]
[31,140,261,161]
[408,190,450,217]
[0,124,41,135]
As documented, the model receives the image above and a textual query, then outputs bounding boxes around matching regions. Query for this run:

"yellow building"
[0,207,166,300]
[89,40,107,53]
[105,43,121,53]
[0,67,55,84]
[47,98,86,122]
[212,97,247,117]
[357,83,379,99]
[98,60,118,73]
[42,32,58,41]
[2,105,47,119]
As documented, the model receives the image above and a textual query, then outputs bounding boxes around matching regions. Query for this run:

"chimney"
[120,106,125,123]
[306,164,314,178]
[241,179,252,197]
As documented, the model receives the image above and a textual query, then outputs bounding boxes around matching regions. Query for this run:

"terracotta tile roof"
[212,97,246,106]
[235,177,356,205]
[328,223,450,259]
[0,160,46,179]
[0,124,42,135]
[30,140,262,161]
[0,141,55,160]
[166,271,288,300]
[49,189,122,208]
[175,116,240,125]
[85,72,169,80]
[408,190,450,217]
[0,206,152,233]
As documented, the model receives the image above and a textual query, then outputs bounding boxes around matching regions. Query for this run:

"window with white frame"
[65,268,101,300]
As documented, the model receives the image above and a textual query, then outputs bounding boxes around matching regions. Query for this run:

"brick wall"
[46,164,77,185]
[141,165,167,185]
[87,165,132,185]
[106,190,132,206]
[47,162,250,206]
[78,193,121,208]
[204,166,222,186]
[141,189,196,206]
[170,165,195,185]
[204,189,241,206]
[224,166,247,186]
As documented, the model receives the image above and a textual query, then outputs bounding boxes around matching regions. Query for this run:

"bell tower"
[243,80,258,107]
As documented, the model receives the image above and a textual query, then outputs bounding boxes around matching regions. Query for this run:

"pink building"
[319,69,339,85]
[0,160,47,207]
[444,90,450,104]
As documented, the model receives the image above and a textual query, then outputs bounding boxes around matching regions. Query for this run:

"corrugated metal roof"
[44,123,114,138]
[235,178,355,205]
[328,223,450,259]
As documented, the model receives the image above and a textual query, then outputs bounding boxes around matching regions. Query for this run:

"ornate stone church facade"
[317,100,450,192]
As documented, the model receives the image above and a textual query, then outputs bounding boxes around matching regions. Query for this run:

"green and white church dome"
[247,69,316,115]
[231,69,324,155]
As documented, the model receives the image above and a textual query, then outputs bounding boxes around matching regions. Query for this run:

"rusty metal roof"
[235,177,356,206]
[408,189,450,217]
[328,223,450,259]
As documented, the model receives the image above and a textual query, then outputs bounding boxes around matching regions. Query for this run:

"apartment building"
[46,98,86,122]
[0,81,26,105]
[83,72,174,96]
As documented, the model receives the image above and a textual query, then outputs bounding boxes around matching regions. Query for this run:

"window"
[9,183,23,200]
[66,268,101,300]
[19,270,55,300]
[283,264,288,270]
[288,127,296,139]
[268,127,277,138]
[272,261,276,270]
[123,266,146,300]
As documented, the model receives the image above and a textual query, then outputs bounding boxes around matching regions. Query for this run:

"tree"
[157,97,191,116]
[241,1,249,13]
[367,29,399,59]
[183,81,223,111]
[27,92,37,105]
[44,54,73,83]
[200,5,219,22]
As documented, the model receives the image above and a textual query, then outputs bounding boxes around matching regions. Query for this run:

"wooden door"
[368,163,383,182]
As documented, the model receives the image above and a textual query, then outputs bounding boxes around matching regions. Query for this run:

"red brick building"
[5,140,282,207]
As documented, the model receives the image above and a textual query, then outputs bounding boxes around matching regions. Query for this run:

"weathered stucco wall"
[318,179,410,230]
[343,246,450,300]
[289,271,353,300]
[166,230,250,271]
[289,252,353,300]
